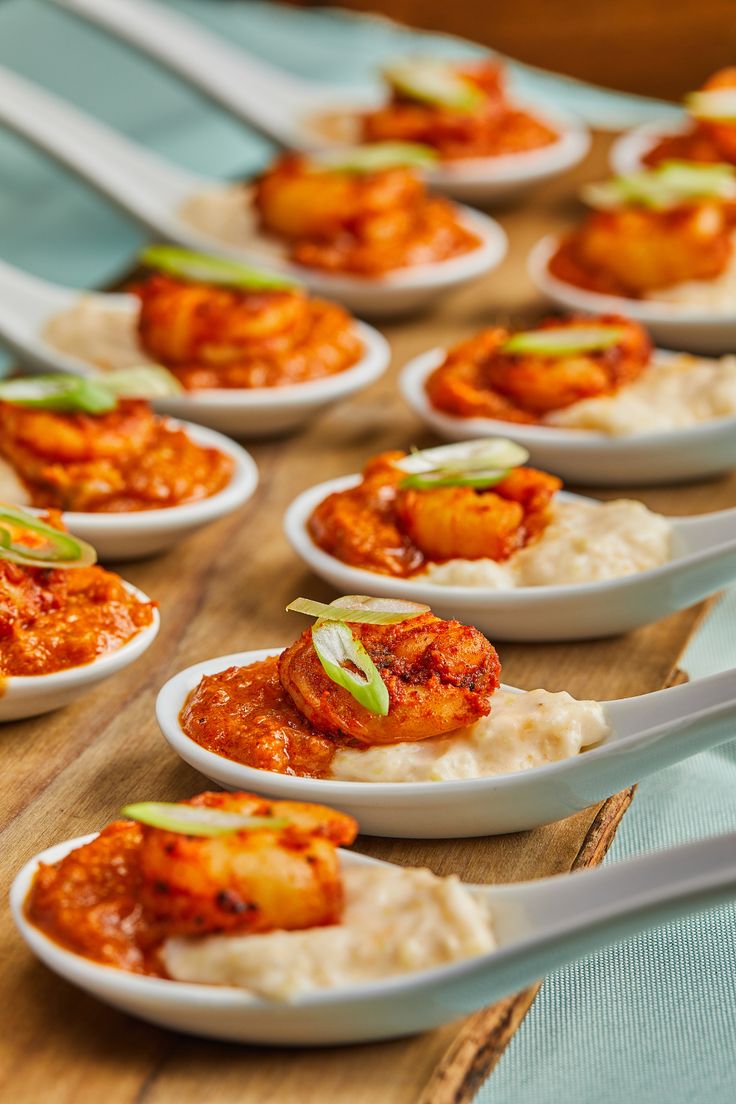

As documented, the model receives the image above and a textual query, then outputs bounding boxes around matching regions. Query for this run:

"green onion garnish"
[287,595,429,624]
[122,802,288,837]
[140,245,298,292]
[685,89,736,123]
[100,365,184,398]
[397,438,529,491]
[308,141,437,174]
[0,505,96,569]
[0,375,117,414]
[583,160,736,211]
[311,620,389,717]
[384,58,485,112]
[501,325,627,357]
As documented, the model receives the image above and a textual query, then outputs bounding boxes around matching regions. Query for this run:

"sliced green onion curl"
[139,245,298,292]
[100,365,184,398]
[583,160,736,211]
[311,620,389,716]
[396,438,528,491]
[501,325,627,357]
[0,375,117,414]
[287,594,429,624]
[122,802,288,837]
[685,89,736,123]
[384,58,485,112]
[308,141,437,174]
[0,505,96,569]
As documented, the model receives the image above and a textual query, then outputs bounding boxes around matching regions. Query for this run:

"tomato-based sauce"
[135,275,364,390]
[0,559,155,676]
[0,399,234,512]
[307,451,560,577]
[180,656,347,777]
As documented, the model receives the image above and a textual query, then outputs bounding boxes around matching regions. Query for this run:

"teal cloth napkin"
[0,4,733,1102]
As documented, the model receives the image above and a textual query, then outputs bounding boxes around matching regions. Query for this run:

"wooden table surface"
[1,133,734,1104]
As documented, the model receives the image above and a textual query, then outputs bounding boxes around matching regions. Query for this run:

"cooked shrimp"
[0,399,155,465]
[138,792,357,938]
[395,467,561,563]
[279,613,500,744]
[254,155,479,276]
[426,316,651,420]
[0,559,67,639]
[698,68,736,162]
[552,203,733,296]
[136,274,306,364]
[647,69,736,167]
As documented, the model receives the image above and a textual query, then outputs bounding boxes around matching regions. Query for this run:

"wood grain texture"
[1,133,733,1104]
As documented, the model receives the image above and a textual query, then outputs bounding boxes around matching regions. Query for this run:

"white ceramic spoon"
[50,0,591,206]
[0,583,159,722]
[0,67,506,318]
[284,475,736,641]
[399,345,736,485]
[156,647,736,837]
[25,424,258,561]
[528,234,736,355]
[12,830,736,1042]
[0,259,390,438]
[609,118,691,175]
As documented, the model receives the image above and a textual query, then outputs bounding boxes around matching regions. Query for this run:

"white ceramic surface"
[0,582,159,722]
[284,475,736,641]
[0,260,391,437]
[528,234,736,355]
[13,825,736,1043]
[52,0,591,206]
[399,345,736,485]
[156,647,736,837]
[0,67,507,318]
[49,423,257,561]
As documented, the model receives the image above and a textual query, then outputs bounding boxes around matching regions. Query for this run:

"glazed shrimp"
[426,316,651,420]
[136,274,307,365]
[138,792,357,938]
[395,467,561,563]
[0,399,155,465]
[279,614,500,744]
[554,203,734,297]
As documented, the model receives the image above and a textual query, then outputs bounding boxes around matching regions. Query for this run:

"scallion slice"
[397,439,528,493]
[583,160,736,211]
[122,802,288,837]
[400,468,511,490]
[0,505,96,569]
[287,595,429,624]
[384,58,484,112]
[139,245,298,292]
[685,89,736,123]
[100,365,184,398]
[308,141,437,174]
[501,325,627,357]
[0,375,117,414]
[311,620,389,716]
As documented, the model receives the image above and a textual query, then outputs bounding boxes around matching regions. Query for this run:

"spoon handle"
[0,66,198,230]
[480,832,736,1000]
[675,506,736,552]
[607,666,736,738]
[52,0,310,147]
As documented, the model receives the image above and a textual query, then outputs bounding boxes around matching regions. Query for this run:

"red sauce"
[0,399,234,512]
[180,656,349,777]
[0,559,154,677]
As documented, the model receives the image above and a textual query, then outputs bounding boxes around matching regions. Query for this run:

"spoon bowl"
[0,582,159,722]
[52,0,591,206]
[0,260,390,438]
[284,474,736,641]
[12,829,736,1042]
[529,234,736,355]
[0,68,507,318]
[156,647,736,836]
[399,345,736,485]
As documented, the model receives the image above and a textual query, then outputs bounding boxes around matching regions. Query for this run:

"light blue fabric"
[0,3,733,1101]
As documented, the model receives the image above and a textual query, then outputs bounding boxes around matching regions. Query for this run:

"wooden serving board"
[1,134,733,1104]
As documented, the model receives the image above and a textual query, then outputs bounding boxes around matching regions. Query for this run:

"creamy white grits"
[547,353,736,435]
[0,458,30,504]
[162,864,495,999]
[43,297,149,374]
[330,687,609,782]
[419,499,671,589]
[179,185,288,266]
